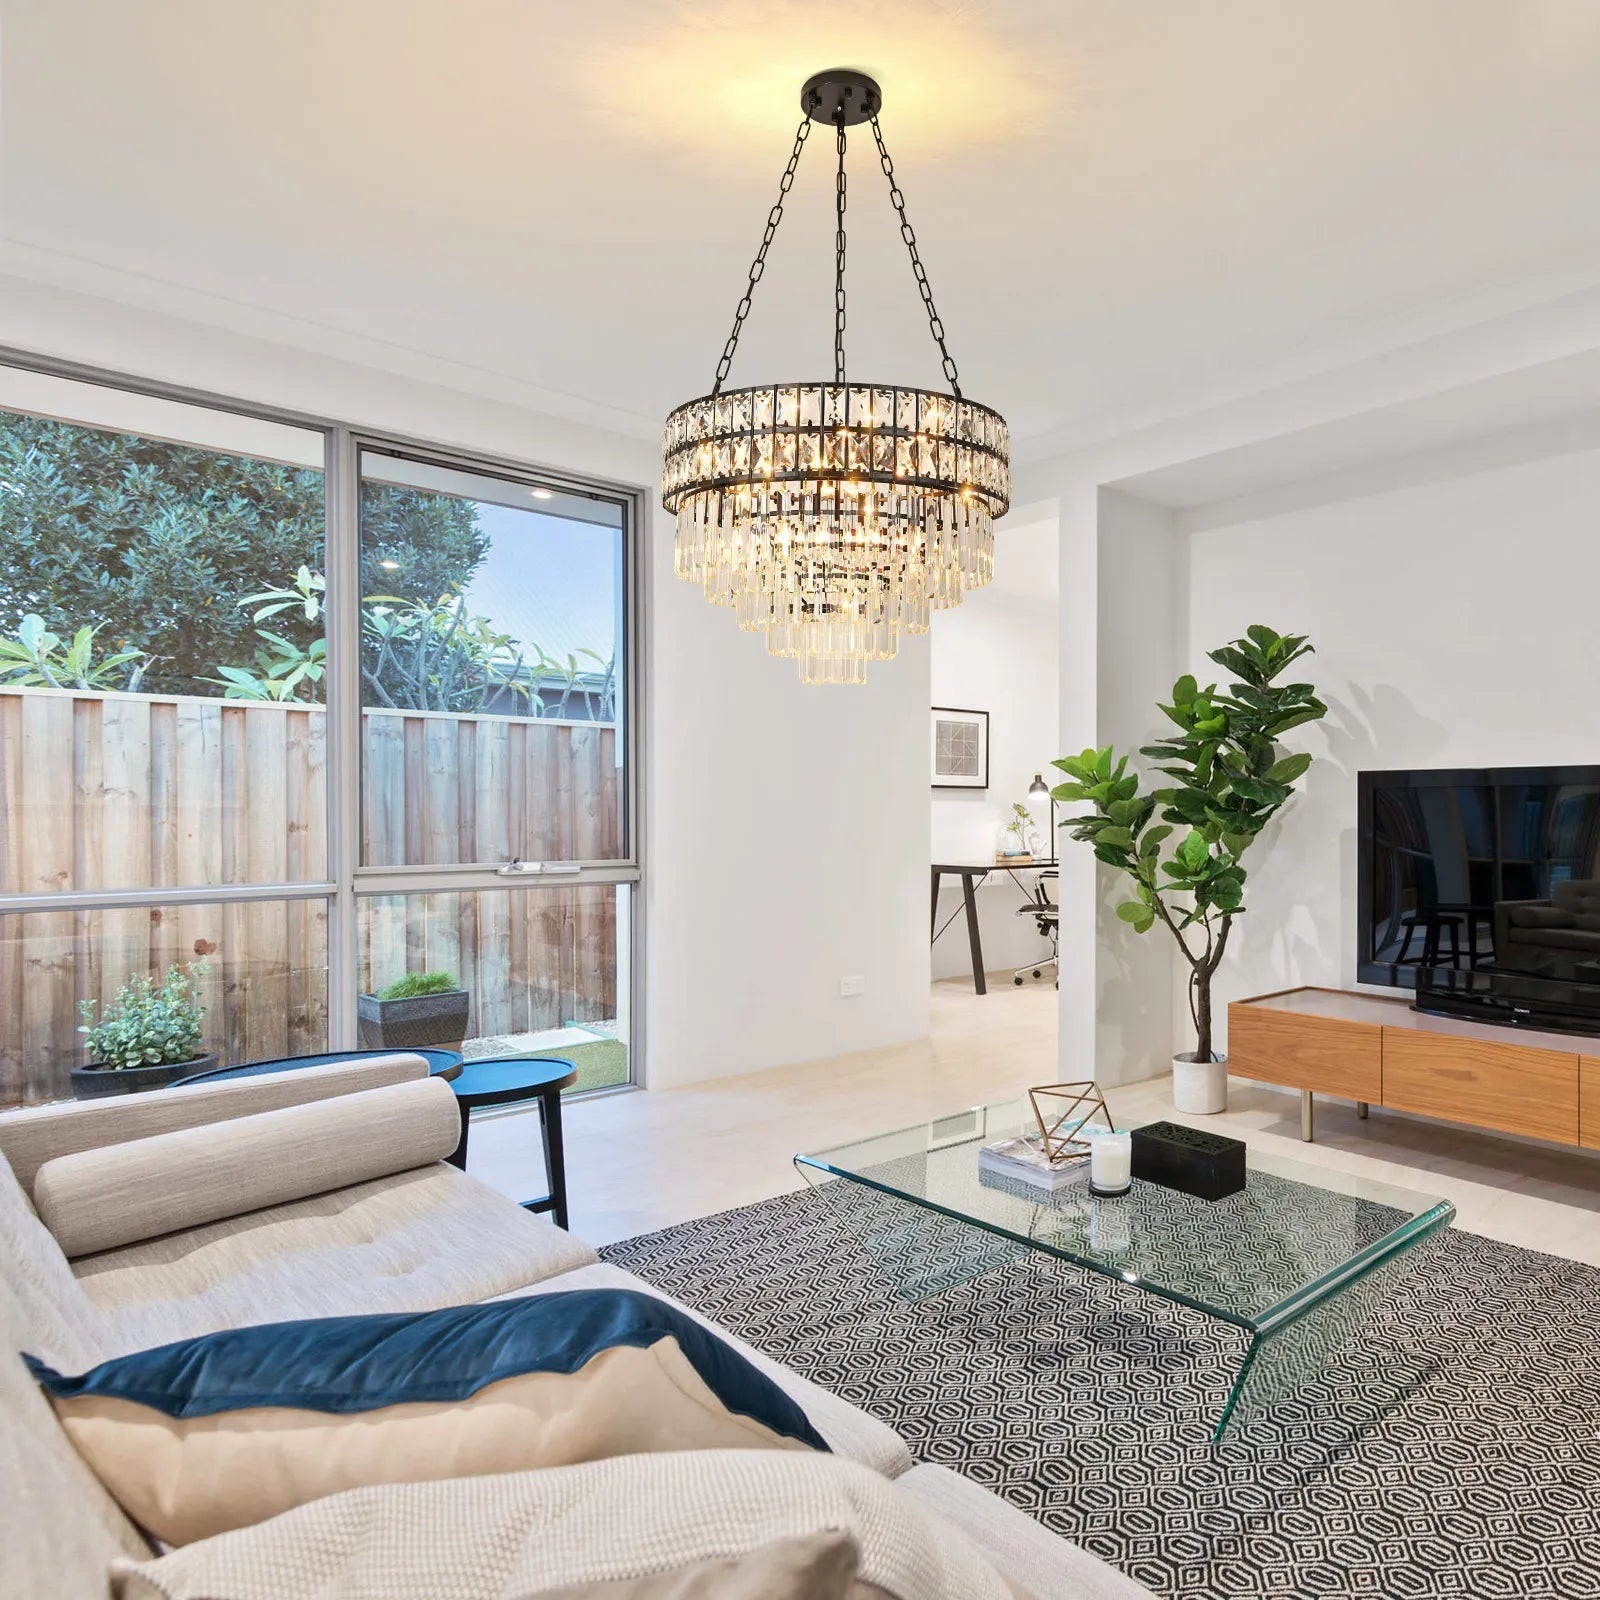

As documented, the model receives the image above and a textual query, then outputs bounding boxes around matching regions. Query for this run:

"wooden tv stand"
[1227,986,1600,1150]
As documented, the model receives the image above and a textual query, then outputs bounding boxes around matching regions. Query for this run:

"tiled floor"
[465,976,1600,1264]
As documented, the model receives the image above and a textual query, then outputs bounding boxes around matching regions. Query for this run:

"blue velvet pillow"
[29,1288,828,1545]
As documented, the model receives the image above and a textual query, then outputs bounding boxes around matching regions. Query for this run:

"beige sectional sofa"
[0,1054,1152,1600]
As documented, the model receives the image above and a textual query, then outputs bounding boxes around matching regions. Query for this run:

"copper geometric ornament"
[1029,1082,1116,1165]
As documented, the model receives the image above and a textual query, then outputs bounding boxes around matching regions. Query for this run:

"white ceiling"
[5,0,1600,453]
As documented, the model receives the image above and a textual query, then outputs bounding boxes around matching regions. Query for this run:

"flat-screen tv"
[1358,765,1600,1035]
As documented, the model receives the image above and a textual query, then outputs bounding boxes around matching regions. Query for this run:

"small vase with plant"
[995,802,1042,862]
[74,963,214,1099]
[1051,626,1326,1113]
[357,971,471,1054]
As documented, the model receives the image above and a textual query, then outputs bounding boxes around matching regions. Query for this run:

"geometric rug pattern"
[601,1186,1600,1599]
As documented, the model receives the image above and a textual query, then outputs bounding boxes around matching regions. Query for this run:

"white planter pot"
[1172,1051,1228,1115]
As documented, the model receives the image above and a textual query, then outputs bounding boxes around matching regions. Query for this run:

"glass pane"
[0,898,330,1106]
[0,369,328,889]
[358,450,625,867]
[357,884,630,1093]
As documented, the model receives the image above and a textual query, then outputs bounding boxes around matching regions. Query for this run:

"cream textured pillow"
[109,1452,1014,1600]
[31,1076,461,1257]
[32,1290,827,1546]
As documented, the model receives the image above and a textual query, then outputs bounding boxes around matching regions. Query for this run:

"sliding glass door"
[0,362,642,1105]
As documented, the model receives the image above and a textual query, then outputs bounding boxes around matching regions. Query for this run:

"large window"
[0,363,641,1105]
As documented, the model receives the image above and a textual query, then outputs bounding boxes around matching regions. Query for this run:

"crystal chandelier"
[660,69,1011,685]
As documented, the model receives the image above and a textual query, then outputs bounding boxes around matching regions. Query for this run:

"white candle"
[1090,1130,1132,1195]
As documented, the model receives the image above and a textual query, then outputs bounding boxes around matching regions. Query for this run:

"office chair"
[1013,869,1059,988]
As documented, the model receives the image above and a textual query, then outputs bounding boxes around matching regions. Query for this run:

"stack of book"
[978,1125,1111,1193]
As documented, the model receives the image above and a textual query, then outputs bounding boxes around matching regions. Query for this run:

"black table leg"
[930,867,941,943]
[961,871,987,995]
[537,1086,570,1231]
[447,1102,470,1170]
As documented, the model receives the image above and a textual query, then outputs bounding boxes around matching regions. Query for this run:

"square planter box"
[357,990,471,1053]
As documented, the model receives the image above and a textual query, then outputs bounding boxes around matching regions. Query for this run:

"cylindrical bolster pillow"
[32,1077,463,1259]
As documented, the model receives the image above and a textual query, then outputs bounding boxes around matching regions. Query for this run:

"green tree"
[1051,626,1327,1064]
[0,415,485,695]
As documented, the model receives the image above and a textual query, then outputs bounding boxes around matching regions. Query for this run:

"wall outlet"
[838,975,866,998]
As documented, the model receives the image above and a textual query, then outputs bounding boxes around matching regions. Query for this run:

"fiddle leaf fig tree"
[1051,625,1327,1064]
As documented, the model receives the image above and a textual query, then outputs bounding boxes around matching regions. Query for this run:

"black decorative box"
[1130,1121,1246,1202]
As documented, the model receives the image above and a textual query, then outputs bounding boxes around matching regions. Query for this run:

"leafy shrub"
[78,964,208,1069]
[377,971,461,1001]
[0,614,150,691]
[0,415,485,695]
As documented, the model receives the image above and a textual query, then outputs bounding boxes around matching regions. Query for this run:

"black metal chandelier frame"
[660,68,1010,524]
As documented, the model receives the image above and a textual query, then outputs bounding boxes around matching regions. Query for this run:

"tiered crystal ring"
[662,381,1011,684]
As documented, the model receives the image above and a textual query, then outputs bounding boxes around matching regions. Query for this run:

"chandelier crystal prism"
[660,69,1010,685]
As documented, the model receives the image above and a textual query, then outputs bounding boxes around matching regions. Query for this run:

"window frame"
[0,348,648,1092]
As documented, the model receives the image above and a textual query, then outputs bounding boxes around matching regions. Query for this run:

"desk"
[931,860,1058,995]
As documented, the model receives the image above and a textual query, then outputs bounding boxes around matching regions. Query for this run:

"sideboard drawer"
[1381,1029,1579,1146]
[1227,1003,1382,1100]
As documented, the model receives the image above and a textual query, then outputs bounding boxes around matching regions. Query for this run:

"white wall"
[1093,490,1182,1085]
[0,274,931,1090]
[1180,437,1600,1056]
[929,514,1059,981]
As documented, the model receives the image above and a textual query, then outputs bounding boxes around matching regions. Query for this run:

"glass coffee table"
[795,1100,1454,1443]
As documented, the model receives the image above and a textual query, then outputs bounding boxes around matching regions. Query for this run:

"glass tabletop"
[795,1099,1453,1332]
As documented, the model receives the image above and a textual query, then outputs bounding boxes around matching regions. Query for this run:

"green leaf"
[1116,901,1156,933]
[1095,826,1133,849]
[1172,674,1198,707]
[1179,829,1210,870]
[1264,751,1312,785]
[1246,623,1280,653]
[1226,774,1291,805]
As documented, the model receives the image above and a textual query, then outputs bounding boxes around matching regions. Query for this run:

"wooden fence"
[0,687,619,1105]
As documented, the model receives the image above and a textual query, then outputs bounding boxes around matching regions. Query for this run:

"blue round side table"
[447,1057,577,1231]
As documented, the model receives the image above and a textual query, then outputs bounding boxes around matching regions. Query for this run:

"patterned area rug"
[600,1186,1600,1600]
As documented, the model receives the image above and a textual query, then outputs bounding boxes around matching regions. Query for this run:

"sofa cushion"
[0,1148,111,1370]
[1509,905,1572,929]
[73,1163,598,1355]
[0,1053,431,1199]
[34,1076,463,1259]
[896,1464,1154,1599]
[1551,880,1600,916]
[34,1290,829,1546]
[0,1276,154,1600]
[521,1533,869,1599]
[109,1451,1014,1600]
[497,1262,913,1481]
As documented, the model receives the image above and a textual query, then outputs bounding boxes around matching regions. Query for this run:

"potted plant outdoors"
[73,963,215,1099]
[1051,626,1327,1114]
[357,971,471,1054]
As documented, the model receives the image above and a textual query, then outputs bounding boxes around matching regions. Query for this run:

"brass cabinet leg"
[1300,1090,1314,1142]
[1357,1101,1369,1119]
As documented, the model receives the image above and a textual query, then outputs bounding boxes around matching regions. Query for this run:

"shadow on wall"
[1213,680,1450,1033]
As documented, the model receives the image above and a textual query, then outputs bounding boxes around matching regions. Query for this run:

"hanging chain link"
[869,115,961,398]
[711,116,812,396]
[833,115,848,386]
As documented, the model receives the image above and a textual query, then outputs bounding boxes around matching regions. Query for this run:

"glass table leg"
[1212,1222,1450,1444]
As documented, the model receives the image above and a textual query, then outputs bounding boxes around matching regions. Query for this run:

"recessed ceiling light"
[531,488,554,499]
